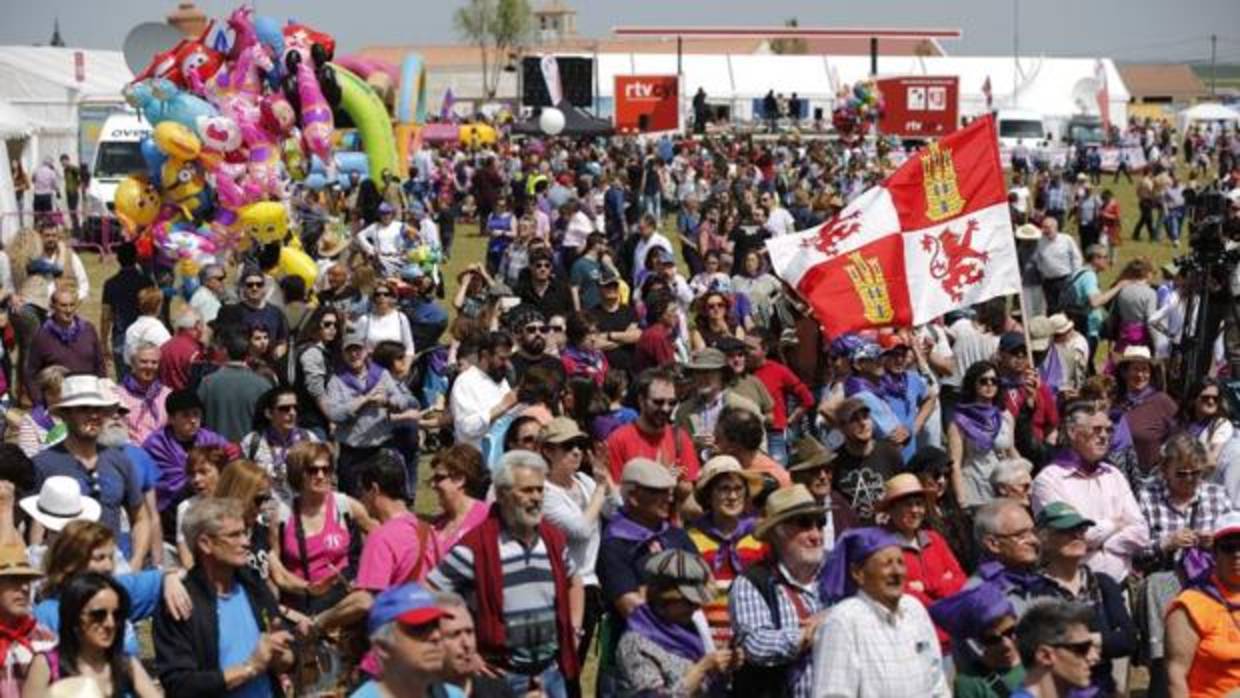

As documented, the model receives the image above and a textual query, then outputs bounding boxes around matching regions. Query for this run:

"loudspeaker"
[522,56,593,108]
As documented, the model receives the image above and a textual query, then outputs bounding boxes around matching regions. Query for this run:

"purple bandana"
[819,527,902,604]
[625,603,705,662]
[929,582,1015,641]
[121,374,163,423]
[1039,346,1064,393]
[1049,448,1105,475]
[264,427,308,466]
[42,317,83,345]
[953,403,1003,451]
[844,375,879,398]
[336,360,385,395]
[604,510,668,549]
[877,371,908,401]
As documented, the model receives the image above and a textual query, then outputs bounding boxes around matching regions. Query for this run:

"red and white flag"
[1093,59,1111,132]
[766,115,1020,336]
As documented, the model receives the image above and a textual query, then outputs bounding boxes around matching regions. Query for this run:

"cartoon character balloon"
[238,201,288,246]
[113,176,163,234]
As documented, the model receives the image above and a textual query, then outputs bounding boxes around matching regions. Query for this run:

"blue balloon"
[140,137,166,182]
[303,173,328,191]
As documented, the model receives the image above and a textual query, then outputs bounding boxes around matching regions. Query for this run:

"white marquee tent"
[0,46,133,172]
[1178,102,1240,131]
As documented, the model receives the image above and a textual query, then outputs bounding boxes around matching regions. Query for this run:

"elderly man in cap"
[352,583,449,698]
[728,485,829,698]
[616,549,743,697]
[788,436,858,549]
[428,450,581,698]
[358,201,411,278]
[674,348,763,458]
[813,525,950,697]
[1031,401,1149,585]
[215,266,289,359]
[931,583,1025,696]
[32,375,149,562]
[0,544,57,694]
[156,497,293,697]
[831,397,904,523]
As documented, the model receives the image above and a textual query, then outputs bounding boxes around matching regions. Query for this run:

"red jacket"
[753,360,814,431]
[898,528,967,647]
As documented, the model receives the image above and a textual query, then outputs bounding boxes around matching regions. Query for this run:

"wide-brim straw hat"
[694,455,763,502]
[875,473,931,512]
[1116,345,1153,366]
[754,484,827,541]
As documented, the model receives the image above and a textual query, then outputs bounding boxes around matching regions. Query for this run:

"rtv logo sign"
[624,81,676,102]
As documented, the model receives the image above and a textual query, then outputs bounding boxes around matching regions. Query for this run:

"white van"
[994,109,1048,149]
[84,112,151,234]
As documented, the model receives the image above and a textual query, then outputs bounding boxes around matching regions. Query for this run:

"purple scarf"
[604,510,668,549]
[975,558,1043,598]
[625,603,705,662]
[877,371,908,401]
[1039,346,1064,393]
[30,404,55,431]
[42,317,83,345]
[144,426,231,511]
[1118,385,1158,412]
[953,403,1003,451]
[264,427,308,465]
[1049,447,1106,476]
[844,374,879,398]
[691,515,756,574]
[336,360,384,395]
[121,374,163,423]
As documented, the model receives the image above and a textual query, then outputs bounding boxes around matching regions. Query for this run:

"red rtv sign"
[615,75,679,133]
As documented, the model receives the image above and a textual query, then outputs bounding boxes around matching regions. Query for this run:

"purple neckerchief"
[121,374,163,423]
[975,559,1043,597]
[877,371,908,401]
[691,515,756,574]
[1186,419,1210,439]
[604,510,668,549]
[1104,406,1136,453]
[624,603,705,662]
[335,361,384,395]
[1039,346,1065,393]
[1049,448,1108,476]
[42,317,82,345]
[144,426,231,511]
[1118,386,1158,412]
[952,403,1002,451]
[844,375,879,398]
[30,405,55,431]
[264,427,307,465]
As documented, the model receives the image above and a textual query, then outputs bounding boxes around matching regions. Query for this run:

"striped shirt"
[687,525,768,647]
[728,563,823,698]
[427,528,576,672]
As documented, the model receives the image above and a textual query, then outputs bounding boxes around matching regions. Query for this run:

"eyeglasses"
[1086,425,1115,436]
[1172,469,1204,480]
[848,410,871,423]
[244,280,265,288]
[1053,640,1095,658]
[979,626,1017,647]
[83,608,122,625]
[548,325,566,333]
[533,262,553,269]
[977,377,999,386]
[556,439,588,452]
[208,275,226,282]
[253,493,271,508]
[321,320,337,329]
[374,290,393,298]
[789,514,826,530]
[273,403,297,413]
[1198,394,1220,403]
[516,434,540,446]
[306,465,332,477]
[525,325,549,334]
[430,472,453,484]
[994,526,1036,541]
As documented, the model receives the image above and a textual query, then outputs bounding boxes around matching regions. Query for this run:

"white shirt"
[449,365,511,449]
[357,220,408,276]
[1009,185,1031,214]
[189,286,222,324]
[1033,233,1083,280]
[811,592,950,698]
[39,251,89,301]
[417,217,441,251]
[123,315,172,364]
[765,206,797,236]
[358,310,414,358]
[541,473,619,587]
[563,211,595,251]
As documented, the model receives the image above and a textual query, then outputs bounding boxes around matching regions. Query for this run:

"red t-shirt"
[158,333,203,391]
[605,422,701,483]
[753,360,815,430]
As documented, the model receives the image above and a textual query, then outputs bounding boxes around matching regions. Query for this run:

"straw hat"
[52,375,121,412]
[1027,316,1054,352]
[875,473,931,511]
[1048,313,1075,336]
[754,484,827,541]
[1116,345,1153,366]
[693,455,762,503]
[788,436,836,473]
[1014,223,1041,241]
[0,544,42,580]
[316,230,349,258]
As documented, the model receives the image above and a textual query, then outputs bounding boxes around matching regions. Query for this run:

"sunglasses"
[374,290,394,298]
[516,434,540,446]
[648,398,677,408]
[253,493,272,508]
[977,377,999,386]
[789,514,826,530]
[533,262,553,269]
[848,410,871,423]
[525,325,549,334]
[1053,640,1095,658]
[1198,394,1220,403]
[1087,425,1115,436]
[321,320,337,328]
[83,608,123,625]
[273,403,297,413]
[979,626,1017,647]
[208,275,226,282]
[306,465,332,477]
[244,280,265,288]
[430,472,454,484]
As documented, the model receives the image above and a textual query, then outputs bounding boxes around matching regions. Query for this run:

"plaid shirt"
[1137,479,1234,566]
[729,562,823,698]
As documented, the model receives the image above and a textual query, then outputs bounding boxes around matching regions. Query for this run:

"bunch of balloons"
[115,4,339,287]
[832,81,886,140]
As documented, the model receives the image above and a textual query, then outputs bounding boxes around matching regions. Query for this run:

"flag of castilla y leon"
[766,114,1020,336]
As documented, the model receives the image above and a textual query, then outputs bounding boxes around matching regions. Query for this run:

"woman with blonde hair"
[215,459,277,581]
[35,520,191,658]
[15,364,67,457]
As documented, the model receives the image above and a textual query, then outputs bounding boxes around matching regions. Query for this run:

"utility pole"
[1211,33,1218,97]
[1012,0,1020,107]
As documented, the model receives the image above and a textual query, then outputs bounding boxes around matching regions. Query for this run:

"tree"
[770,18,807,55]
[454,0,534,100]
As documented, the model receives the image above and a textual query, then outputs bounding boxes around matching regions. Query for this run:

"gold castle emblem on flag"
[921,141,967,222]
[844,252,894,324]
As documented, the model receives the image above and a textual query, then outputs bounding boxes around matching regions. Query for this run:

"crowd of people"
[0,114,1236,698]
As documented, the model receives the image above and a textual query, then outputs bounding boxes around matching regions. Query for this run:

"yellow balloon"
[277,245,318,289]
[154,122,201,161]
[238,201,289,245]
[113,176,162,231]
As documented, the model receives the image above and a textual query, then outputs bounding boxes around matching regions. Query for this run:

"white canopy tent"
[1178,102,1240,130]
[0,47,133,173]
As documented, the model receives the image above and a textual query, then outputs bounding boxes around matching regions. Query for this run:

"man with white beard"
[728,485,830,698]
[427,451,583,698]
[97,388,164,568]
